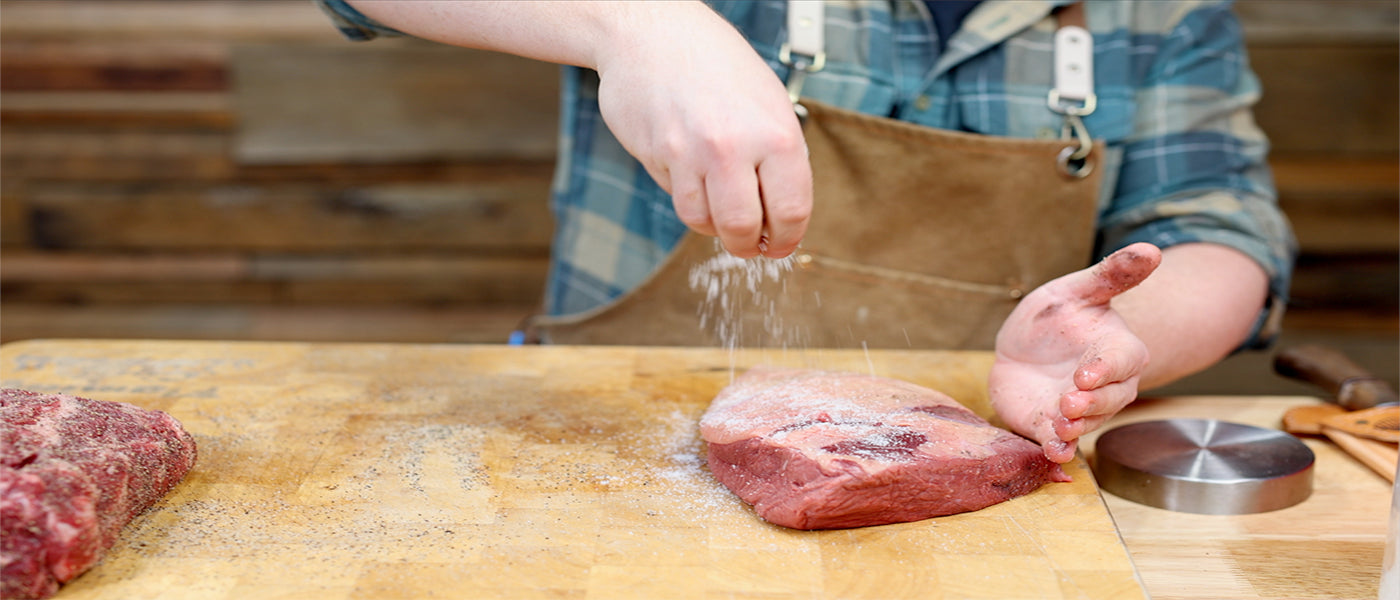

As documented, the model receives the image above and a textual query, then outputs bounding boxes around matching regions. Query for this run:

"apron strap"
[780,1,826,116]
[785,0,825,60]
[1050,3,1094,115]
[780,1,1097,177]
[1050,2,1097,177]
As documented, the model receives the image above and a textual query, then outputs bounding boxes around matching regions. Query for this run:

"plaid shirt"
[316,0,1296,346]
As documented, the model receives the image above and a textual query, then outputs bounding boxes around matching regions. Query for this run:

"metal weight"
[1094,419,1315,515]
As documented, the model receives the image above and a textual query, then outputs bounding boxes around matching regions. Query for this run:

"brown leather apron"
[529,5,1101,350]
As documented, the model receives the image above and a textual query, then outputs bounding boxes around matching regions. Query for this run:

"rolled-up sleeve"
[313,0,405,41]
[1099,0,1297,348]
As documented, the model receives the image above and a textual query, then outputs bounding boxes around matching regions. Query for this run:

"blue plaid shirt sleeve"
[313,0,405,40]
[1092,1,1296,347]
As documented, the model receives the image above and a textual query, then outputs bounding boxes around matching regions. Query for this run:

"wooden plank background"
[0,0,1395,393]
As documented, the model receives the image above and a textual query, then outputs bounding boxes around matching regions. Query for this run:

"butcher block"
[0,340,1145,599]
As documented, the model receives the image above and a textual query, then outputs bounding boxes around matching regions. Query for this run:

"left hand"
[989,243,1162,463]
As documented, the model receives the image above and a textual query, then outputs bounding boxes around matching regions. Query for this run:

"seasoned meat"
[1,389,197,599]
[700,367,1069,530]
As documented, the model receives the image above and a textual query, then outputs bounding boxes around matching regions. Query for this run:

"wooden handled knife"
[1276,344,1399,481]
[1273,344,1399,411]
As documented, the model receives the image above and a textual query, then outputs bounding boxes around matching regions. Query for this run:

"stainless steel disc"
[1093,419,1314,515]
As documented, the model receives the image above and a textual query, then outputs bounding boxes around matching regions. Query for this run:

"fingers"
[704,162,765,258]
[660,108,810,258]
[1051,379,1138,465]
[1072,341,1150,391]
[990,389,1079,465]
[1059,379,1137,422]
[755,144,812,258]
[1005,409,1079,464]
[1054,412,1111,440]
[672,157,812,258]
[1063,242,1163,307]
[1049,412,1107,460]
[670,169,717,237]
[1042,436,1078,464]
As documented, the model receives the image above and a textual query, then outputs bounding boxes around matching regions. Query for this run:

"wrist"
[589,1,731,75]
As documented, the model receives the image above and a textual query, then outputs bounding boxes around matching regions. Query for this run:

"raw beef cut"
[1,389,197,599]
[700,367,1069,530]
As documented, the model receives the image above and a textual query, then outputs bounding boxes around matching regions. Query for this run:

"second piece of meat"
[699,367,1069,530]
[1,389,198,600]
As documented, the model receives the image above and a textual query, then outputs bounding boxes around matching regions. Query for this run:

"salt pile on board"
[98,403,767,596]
[595,407,750,518]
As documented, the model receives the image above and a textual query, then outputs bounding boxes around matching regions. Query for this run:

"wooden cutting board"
[1,339,1145,600]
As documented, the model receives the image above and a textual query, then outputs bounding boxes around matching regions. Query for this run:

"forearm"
[348,0,810,258]
[1110,242,1270,390]
[343,0,719,72]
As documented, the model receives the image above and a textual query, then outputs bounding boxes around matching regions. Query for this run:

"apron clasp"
[780,43,825,120]
[1049,8,1097,179]
[1056,111,1095,179]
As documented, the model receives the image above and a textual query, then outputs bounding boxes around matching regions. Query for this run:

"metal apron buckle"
[1049,5,1097,179]
[1054,111,1095,179]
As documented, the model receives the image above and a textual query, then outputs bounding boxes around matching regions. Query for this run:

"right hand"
[592,3,813,259]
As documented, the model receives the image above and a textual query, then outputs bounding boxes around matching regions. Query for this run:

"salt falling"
[687,239,806,359]
[687,241,880,377]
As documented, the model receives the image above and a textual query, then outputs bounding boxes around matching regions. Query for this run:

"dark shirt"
[924,0,982,51]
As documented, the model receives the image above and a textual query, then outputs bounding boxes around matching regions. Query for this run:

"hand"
[592,3,812,258]
[341,1,813,259]
[988,243,1163,463]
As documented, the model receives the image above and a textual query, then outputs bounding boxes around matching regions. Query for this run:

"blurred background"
[0,0,1395,395]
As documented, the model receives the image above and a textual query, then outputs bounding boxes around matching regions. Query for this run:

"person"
[313,0,1296,463]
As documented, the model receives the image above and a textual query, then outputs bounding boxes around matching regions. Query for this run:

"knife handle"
[1273,344,1398,411]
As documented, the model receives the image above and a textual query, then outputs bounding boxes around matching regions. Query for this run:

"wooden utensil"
[1274,344,1399,481]
[1282,404,1398,482]
[1322,405,1400,443]
[1281,403,1345,435]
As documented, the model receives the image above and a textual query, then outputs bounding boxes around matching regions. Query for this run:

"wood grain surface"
[0,340,1144,600]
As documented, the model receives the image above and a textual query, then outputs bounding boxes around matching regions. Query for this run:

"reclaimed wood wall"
[1,1,1396,359]
[0,1,558,342]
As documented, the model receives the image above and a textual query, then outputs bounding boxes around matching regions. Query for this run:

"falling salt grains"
[688,239,804,356]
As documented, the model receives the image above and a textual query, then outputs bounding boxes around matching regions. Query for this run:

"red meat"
[699,367,1069,530]
[1,389,197,599]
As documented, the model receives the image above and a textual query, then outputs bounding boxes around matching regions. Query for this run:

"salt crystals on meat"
[699,367,1069,530]
[1,389,197,599]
